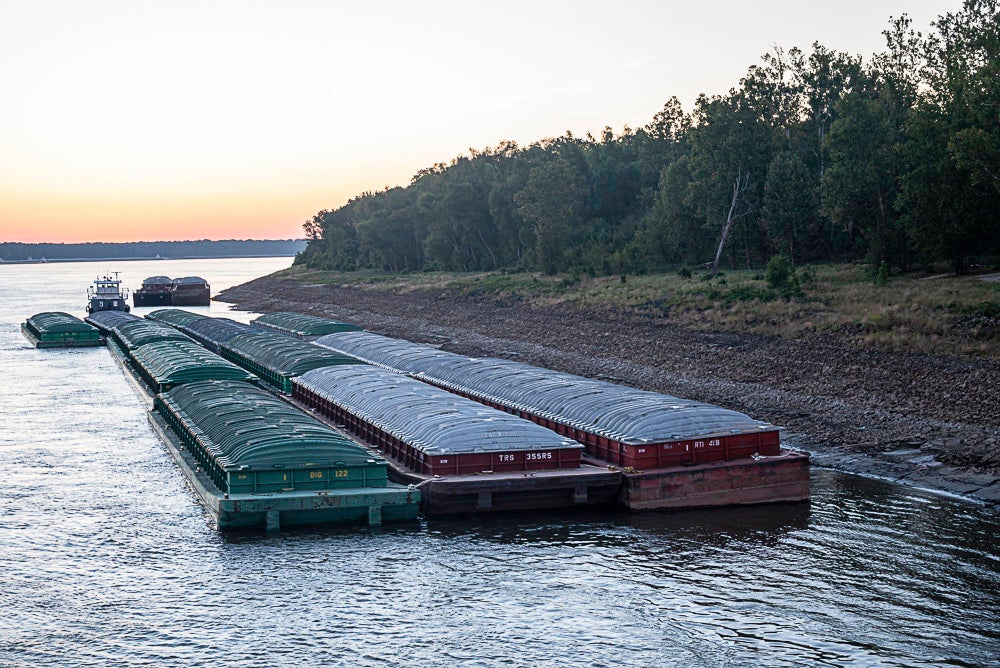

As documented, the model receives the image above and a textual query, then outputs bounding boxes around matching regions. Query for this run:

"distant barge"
[133,276,211,307]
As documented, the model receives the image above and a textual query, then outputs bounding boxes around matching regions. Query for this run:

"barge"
[293,365,621,514]
[21,312,103,348]
[132,276,173,307]
[251,312,362,340]
[169,276,211,306]
[132,276,211,307]
[101,328,418,531]
[136,312,809,514]
[152,381,419,530]
[314,331,810,511]
[147,308,252,353]
[219,331,364,393]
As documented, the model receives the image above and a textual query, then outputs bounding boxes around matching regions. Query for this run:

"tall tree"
[686,92,773,273]
[900,0,1000,272]
[823,16,922,268]
[514,158,588,274]
[762,152,815,263]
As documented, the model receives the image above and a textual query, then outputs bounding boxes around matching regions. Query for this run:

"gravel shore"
[218,275,1000,506]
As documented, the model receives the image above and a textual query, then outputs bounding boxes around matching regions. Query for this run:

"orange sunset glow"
[0,0,957,244]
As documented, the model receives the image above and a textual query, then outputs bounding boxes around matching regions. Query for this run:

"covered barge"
[147,309,254,354]
[293,365,620,514]
[152,380,418,530]
[220,331,364,393]
[85,309,140,334]
[21,312,103,348]
[133,276,211,307]
[251,312,361,340]
[315,331,809,510]
[99,329,419,530]
[132,276,173,307]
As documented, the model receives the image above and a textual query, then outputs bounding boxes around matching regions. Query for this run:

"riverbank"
[217,269,1000,506]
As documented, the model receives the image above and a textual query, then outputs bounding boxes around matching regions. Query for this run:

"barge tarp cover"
[221,332,365,391]
[176,317,255,352]
[296,365,582,457]
[24,312,101,341]
[315,331,777,446]
[85,310,140,333]
[156,380,387,493]
[315,331,463,374]
[131,339,257,391]
[145,308,210,328]
[252,312,362,337]
[112,319,192,350]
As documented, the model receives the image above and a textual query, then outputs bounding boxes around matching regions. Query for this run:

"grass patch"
[278,264,1000,357]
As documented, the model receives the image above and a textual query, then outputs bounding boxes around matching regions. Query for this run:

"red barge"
[308,331,810,513]
[291,365,620,514]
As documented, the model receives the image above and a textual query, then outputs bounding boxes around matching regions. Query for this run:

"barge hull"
[620,452,810,510]
[395,467,621,516]
[20,324,104,348]
[147,388,419,531]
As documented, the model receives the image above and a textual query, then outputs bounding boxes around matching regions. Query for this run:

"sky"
[0,0,962,243]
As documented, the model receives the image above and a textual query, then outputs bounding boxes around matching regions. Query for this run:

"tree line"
[297,1,998,276]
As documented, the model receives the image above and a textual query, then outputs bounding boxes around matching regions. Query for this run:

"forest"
[296,1,998,277]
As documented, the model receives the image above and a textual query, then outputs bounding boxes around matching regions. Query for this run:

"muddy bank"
[218,275,1000,506]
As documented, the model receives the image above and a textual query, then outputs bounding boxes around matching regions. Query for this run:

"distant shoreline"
[0,254,298,264]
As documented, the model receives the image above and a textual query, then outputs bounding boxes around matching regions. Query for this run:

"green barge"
[105,336,419,531]
[21,312,103,348]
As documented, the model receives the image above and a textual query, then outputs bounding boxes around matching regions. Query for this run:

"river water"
[0,259,997,667]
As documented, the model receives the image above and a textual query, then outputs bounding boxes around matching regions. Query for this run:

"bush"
[765,254,793,289]
[874,261,890,286]
[797,265,816,286]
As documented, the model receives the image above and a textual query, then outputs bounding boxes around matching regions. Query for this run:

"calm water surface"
[1,259,997,667]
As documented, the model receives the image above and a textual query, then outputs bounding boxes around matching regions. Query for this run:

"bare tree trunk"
[476,228,498,268]
[711,171,749,276]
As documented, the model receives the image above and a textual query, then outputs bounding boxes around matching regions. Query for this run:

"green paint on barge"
[21,312,103,348]
[152,379,419,530]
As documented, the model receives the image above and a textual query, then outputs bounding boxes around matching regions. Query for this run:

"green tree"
[514,158,588,274]
[686,92,773,274]
[900,0,1000,272]
[823,16,921,268]
[761,152,815,263]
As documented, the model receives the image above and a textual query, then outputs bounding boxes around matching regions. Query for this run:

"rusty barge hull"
[619,453,811,510]
[288,394,809,515]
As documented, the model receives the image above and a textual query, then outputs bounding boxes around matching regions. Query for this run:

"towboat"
[87,273,130,314]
